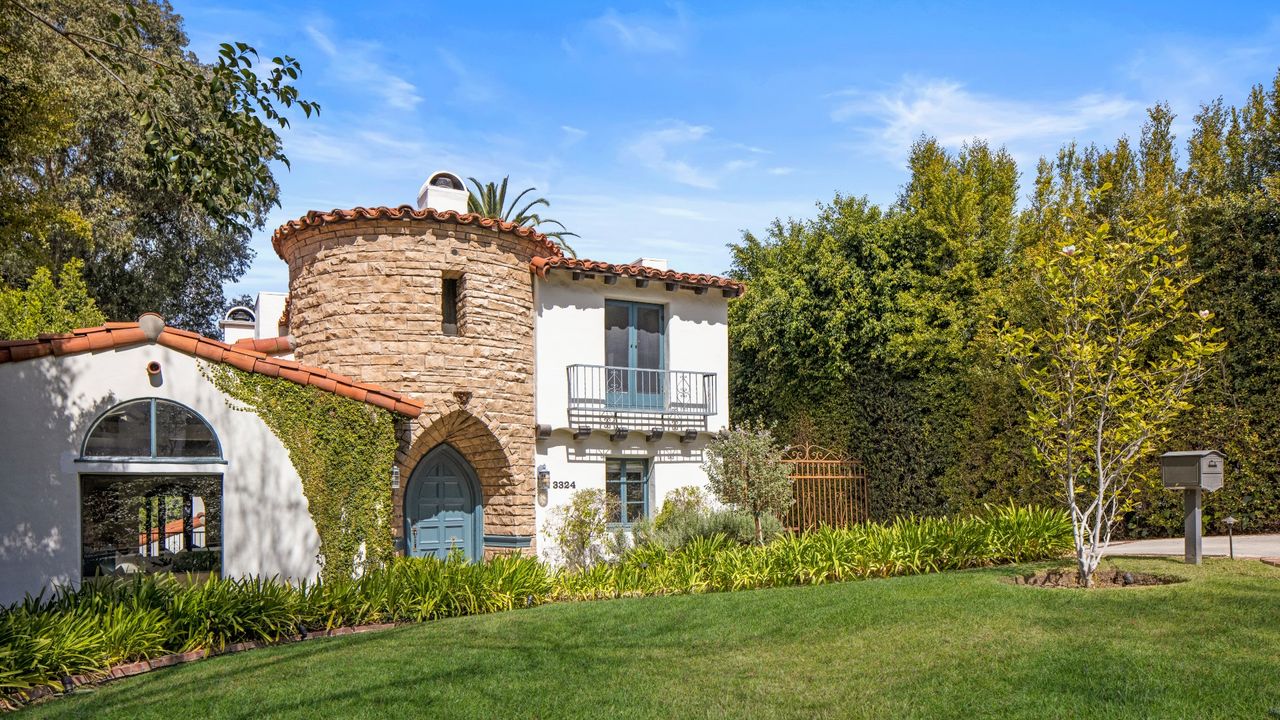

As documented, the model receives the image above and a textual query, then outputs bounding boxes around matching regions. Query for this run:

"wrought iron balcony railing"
[566,365,718,416]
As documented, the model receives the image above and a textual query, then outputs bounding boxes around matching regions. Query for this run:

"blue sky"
[173,1,1280,297]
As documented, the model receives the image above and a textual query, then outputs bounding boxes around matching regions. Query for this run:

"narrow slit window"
[442,276,460,336]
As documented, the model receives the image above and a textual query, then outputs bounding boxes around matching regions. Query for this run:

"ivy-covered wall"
[203,364,398,581]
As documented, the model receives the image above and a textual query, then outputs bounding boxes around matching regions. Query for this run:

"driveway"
[1105,533,1280,559]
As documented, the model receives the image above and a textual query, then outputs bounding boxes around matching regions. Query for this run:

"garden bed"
[1009,566,1184,588]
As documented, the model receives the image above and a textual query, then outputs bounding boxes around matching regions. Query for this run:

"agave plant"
[466,176,579,257]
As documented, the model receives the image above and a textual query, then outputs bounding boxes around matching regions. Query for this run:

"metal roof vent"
[416,170,469,214]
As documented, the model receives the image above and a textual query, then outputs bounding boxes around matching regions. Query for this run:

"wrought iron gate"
[783,445,869,531]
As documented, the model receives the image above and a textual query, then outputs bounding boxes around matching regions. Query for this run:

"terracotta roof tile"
[530,256,745,295]
[0,321,423,418]
[232,336,293,354]
[271,206,565,259]
[157,332,198,355]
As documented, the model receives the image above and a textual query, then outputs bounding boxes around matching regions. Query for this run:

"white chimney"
[416,170,469,214]
[630,257,668,270]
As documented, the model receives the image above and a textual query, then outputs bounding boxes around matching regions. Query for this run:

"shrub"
[556,503,1073,600]
[703,422,793,544]
[635,505,785,548]
[542,489,617,570]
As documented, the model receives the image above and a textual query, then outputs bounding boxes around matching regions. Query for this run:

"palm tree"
[466,176,578,257]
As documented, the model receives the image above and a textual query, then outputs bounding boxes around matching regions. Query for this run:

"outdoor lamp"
[1224,516,1236,560]
[537,464,550,507]
[390,465,401,491]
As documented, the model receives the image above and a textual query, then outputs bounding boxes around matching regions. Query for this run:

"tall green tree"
[0,0,317,334]
[729,139,1022,519]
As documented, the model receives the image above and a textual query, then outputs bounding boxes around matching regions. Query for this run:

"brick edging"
[0,623,398,712]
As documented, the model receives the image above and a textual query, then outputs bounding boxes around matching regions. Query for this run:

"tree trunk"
[753,512,763,545]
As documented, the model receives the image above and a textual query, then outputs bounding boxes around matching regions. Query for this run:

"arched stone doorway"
[404,444,483,561]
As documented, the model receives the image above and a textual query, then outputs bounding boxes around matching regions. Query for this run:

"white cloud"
[624,121,759,189]
[588,6,690,54]
[767,167,795,176]
[561,125,588,145]
[1123,23,1280,124]
[304,24,422,111]
[552,190,811,270]
[830,76,1140,165]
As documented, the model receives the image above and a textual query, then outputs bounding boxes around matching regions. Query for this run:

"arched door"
[405,445,482,561]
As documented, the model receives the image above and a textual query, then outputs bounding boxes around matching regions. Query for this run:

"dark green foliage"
[0,0,317,334]
[202,365,398,581]
[0,554,554,697]
[731,71,1280,536]
[729,143,1024,520]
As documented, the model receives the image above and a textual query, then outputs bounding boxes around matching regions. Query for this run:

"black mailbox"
[1159,450,1225,492]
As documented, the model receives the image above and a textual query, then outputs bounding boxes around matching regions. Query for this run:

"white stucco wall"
[254,292,288,339]
[531,272,731,559]
[0,344,321,604]
[533,272,730,432]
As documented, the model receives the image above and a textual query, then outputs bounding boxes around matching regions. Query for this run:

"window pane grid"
[606,459,649,526]
[83,399,222,460]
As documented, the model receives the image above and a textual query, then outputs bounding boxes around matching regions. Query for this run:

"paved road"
[1105,533,1280,558]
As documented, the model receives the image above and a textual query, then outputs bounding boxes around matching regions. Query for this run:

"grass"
[20,557,1280,719]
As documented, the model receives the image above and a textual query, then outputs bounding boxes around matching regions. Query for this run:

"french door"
[605,300,665,410]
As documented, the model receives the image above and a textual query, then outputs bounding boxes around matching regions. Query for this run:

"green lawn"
[21,558,1280,719]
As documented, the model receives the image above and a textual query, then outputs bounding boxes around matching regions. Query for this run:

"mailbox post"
[1159,450,1225,564]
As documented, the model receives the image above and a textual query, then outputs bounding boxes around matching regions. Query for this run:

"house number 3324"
[551,480,576,489]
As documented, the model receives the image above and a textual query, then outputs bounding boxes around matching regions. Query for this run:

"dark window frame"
[442,275,461,336]
[605,457,650,527]
[80,398,224,463]
[79,473,224,580]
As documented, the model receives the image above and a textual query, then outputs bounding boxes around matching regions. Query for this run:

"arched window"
[82,399,222,461]
[224,306,256,323]
[79,399,224,579]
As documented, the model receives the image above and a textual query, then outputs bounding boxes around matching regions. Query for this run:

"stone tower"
[271,204,563,553]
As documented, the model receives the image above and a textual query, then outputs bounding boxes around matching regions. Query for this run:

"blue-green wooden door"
[405,445,482,561]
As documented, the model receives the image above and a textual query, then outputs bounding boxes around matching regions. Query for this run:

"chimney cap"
[416,170,469,213]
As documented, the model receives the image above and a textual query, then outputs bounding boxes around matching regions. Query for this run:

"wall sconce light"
[680,429,698,444]
[536,464,550,507]
[610,427,629,442]
[390,465,401,490]
[646,428,663,443]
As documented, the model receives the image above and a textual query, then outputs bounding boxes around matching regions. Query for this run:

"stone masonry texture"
[276,217,559,553]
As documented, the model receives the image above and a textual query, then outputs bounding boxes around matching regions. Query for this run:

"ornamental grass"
[1,504,1069,699]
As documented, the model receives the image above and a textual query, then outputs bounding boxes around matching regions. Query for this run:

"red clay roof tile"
[271,206,565,260]
[0,321,423,418]
[529,256,745,294]
[157,332,198,354]
[232,336,293,354]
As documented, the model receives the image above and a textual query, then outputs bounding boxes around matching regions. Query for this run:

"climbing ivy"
[202,364,398,581]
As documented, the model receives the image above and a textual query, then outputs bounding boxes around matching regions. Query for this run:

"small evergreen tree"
[703,422,793,545]
[0,259,104,339]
